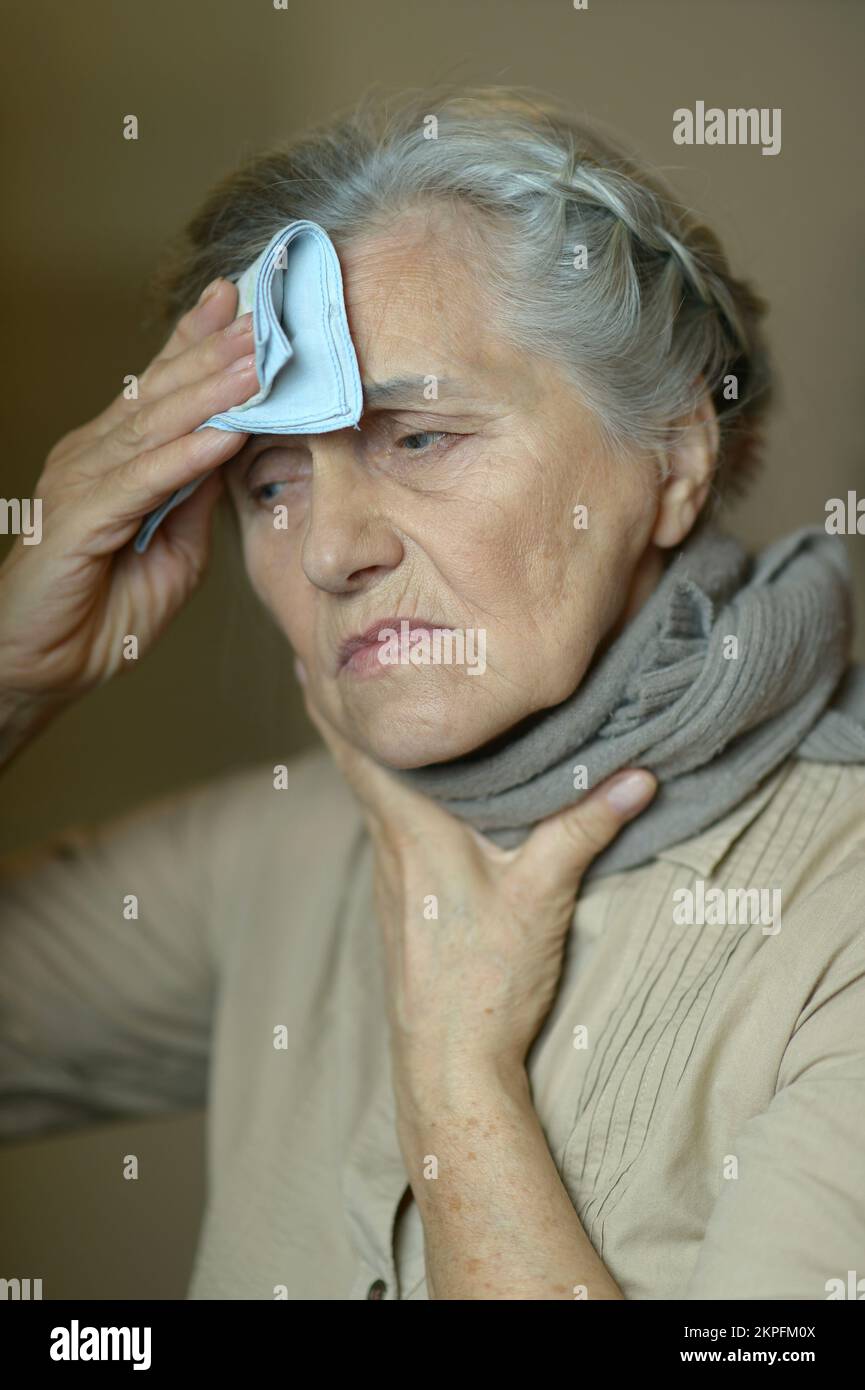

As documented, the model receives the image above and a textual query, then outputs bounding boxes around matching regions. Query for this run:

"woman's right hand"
[0,277,259,722]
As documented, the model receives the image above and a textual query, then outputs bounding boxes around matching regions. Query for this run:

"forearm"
[394,1066,624,1301]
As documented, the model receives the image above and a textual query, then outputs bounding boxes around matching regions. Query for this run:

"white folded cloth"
[134,220,362,552]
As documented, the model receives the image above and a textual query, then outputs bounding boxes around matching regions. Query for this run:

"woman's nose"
[300,443,405,594]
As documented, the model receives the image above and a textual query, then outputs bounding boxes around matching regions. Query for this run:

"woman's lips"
[337,619,443,678]
[341,644,396,678]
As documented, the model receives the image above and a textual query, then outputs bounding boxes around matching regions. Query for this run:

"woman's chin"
[356,727,486,770]
[343,706,518,771]
[328,670,540,769]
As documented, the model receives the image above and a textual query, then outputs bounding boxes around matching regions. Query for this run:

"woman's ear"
[651,381,720,548]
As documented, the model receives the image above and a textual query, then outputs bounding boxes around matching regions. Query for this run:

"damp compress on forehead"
[148,85,774,497]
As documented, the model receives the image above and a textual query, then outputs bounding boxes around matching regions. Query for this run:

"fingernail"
[225,311,254,337]
[225,352,257,374]
[198,277,222,305]
[294,657,307,686]
[605,769,656,813]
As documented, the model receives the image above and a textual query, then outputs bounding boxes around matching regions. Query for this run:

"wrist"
[392,1054,533,1129]
[0,686,69,766]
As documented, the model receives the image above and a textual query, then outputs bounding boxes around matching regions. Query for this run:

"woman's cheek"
[240,529,299,631]
[238,533,273,611]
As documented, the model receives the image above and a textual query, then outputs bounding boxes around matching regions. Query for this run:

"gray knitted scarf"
[398,524,865,880]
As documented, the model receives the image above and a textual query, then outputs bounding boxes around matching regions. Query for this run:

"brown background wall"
[1,0,863,1298]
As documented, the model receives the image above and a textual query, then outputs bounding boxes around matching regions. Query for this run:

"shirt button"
[366,1278,387,1300]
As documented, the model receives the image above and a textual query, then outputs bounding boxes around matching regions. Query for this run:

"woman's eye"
[245,431,463,504]
[252,480,286,503]
[396,430,451,452]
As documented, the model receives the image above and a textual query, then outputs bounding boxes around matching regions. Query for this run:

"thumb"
[520,769,657,894]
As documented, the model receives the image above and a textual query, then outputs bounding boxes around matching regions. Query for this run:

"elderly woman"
[1,87,864,1303]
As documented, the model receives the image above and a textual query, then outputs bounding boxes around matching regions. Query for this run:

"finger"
[88,351,259,501]
[519,769,657,893]
[83,278,242,444]
[71,426,249,550]
[158,277,239,364]
[137,311,254,407]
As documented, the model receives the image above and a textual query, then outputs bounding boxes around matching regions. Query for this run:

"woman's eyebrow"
[362,375,467,408]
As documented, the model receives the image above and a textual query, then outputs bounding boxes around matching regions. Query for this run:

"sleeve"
[0,776,229,1141]
[683,850,865,1300]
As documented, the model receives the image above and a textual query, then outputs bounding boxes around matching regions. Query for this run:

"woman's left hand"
[297,666,657,1103]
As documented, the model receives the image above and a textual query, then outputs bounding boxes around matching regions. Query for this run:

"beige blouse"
[1,750,864,1300]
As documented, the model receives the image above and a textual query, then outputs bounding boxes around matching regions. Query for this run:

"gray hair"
[148,84,773,497]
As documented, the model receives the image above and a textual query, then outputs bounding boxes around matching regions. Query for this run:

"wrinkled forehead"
[333,217,511,392]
